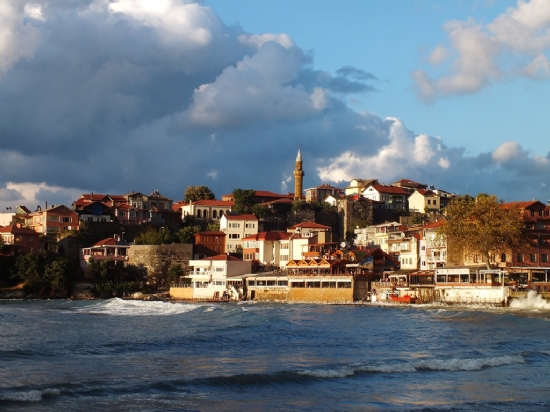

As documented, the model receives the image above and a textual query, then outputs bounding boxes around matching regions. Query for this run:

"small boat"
[390,294,417,304]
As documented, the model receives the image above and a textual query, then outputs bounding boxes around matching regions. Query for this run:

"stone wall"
[169,286,194,300]
[128,244,193,276]
[288,287,353,303]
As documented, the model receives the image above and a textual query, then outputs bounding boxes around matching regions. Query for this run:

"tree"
[438,194,527,269]
[176,225,201,243]
[232,189,256,213]
[184,186,216,202]
[167,264,184,285]
[134,228,174,245]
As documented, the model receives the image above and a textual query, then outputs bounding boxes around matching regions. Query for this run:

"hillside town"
[1,148,549,305]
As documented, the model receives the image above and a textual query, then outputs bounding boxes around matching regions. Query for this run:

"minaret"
[294,147,304,200]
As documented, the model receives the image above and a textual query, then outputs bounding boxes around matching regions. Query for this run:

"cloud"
[0,0,549,211]
[413,0,550,101]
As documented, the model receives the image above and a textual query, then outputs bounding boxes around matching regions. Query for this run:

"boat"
[389,293,417,304]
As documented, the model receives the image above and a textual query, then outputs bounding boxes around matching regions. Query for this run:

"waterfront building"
[177,199,234,221]
[79,236,130,269]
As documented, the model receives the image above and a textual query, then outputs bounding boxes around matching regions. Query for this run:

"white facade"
[408,190,440,213]
[220,214,259,253]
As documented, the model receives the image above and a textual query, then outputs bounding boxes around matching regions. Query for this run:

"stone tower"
[294,147,304,200]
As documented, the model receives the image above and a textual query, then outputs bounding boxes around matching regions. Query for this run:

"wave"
[509,291,550,310]
[0,388,59,403]
[74,298,204,316]
[298,354,525,378]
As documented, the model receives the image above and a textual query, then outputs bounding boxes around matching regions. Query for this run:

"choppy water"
[1,293,550,411]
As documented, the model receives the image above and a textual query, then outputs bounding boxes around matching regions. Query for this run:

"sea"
[1,293,550,412]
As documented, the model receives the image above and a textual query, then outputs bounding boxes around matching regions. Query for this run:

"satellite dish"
[340,241,347,248]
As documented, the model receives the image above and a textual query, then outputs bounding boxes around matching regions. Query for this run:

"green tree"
[12,253,46,291]
[184,186,216,202]
[44,258,71,295]
[176,225,201,243]
[438,194,527,269]
[167,263,184,285]
[251,204,268,219]
[206,221,220,231]
[133,228,174,245]
[232,189,256,213]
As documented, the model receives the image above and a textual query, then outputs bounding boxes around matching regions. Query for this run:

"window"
[542,254,548,263]
[245,223,255,228]
[517,254,523,262]
[530,254,536,262]
[47,215,59,222]
[501,253,506,262]
[427,200,431,205]
[229,234,240,239]
[490,254,495,263]
[433,200,437,206]
[28,236,34,242]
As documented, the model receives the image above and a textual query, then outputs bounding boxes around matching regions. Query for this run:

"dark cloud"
[0,0,548,210]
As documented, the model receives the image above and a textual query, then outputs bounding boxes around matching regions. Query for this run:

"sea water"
[1,293,550,411]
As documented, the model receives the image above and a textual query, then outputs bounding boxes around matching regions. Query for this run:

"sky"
[1,0,550,212]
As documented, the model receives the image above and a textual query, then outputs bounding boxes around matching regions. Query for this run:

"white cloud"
[0,1,41,75]
[238,33,294,49]
[492,141,524,162]
[24,3,45,21]
[413,0,550,100]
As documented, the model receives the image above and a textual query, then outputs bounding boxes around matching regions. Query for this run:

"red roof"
[200,254,243,261]
[422,220,445,229]
[368,185,408,195]
[224,214,258,221]
[289,221,331,230]
[194,231,226,236]
[242,232,292,241]
[415,189,436,196]
[191,200,234,206]
[0,225,38,235]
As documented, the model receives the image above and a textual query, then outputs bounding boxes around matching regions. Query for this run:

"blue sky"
[1,0,550,210]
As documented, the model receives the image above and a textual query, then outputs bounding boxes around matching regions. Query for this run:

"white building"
[219,214,259,254]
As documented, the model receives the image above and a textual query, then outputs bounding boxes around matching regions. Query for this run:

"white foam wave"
[510,291,550,310]
[299,355,524,378]
[0,388,59,402]
[76,298,202,316]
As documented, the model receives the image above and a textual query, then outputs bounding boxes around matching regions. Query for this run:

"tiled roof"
[192,200,234,206]
[415,189,437,196]
[368,185,409,195]
[0,225,38,234]
[202,254,243,261]
[422,220,445,229]
[289,221,331,230]
[195,231,226,236]
[224,214,258,221]
[502,201,546,209]
[242,232,292,241]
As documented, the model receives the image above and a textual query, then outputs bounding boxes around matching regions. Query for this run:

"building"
[27,205,79,234]
[219,214,259,254]
[419,220,447,270]
[177,199,234,221]
[170,255,251,301]
[391,178,428,193]
[305,184,342,203]
[193,231,226,259]
[344,179,379,196]
[0,224,41,254]
[80,237,130,269]
[408,189,441,213]
[361,184,408,210]
[242,231,292,267]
